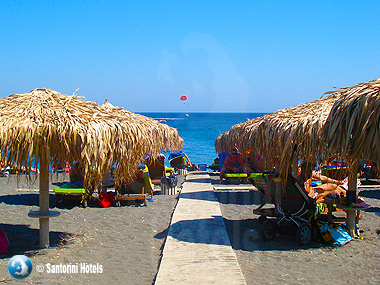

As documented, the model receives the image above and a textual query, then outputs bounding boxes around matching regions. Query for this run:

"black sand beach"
[1,172,380,284]
[0,174,177,284]
[210,173,380,284]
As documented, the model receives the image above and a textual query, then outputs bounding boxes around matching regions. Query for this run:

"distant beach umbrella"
[215,131,230,153]
[0,89,181,248]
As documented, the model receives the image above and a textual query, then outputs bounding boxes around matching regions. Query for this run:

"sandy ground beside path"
[210,173,380,285]
[0,174,177,284]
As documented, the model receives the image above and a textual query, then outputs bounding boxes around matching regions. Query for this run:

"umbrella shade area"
[322,78,380,166]
[0,88,177,247]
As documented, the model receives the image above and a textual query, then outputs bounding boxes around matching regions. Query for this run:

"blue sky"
[1,1,379,113]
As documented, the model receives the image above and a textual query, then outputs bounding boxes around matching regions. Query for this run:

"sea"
[140,113,266,168]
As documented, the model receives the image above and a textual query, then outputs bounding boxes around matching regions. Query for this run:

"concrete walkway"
[155,172,246,285]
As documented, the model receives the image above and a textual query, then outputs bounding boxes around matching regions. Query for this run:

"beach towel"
[139,164,154,194]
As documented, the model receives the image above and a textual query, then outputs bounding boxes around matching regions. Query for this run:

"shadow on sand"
[0,193,86,209]
[154,216,231,246]
[222,217,325,251]
[154,216,324,252]
[360,189,380,200]
[0,223,74,258]
[215,190,264,206]
[178,190,264,206]
[0,193,56,207]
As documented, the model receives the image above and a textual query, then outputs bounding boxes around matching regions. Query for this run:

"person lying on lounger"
[295,161,346,204]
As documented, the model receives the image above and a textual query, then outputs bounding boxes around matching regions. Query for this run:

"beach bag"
[317,222,352,245]
[99,192,115,208]
[330,226,352,245]
[0,229,9,254]
[169,175,177,188]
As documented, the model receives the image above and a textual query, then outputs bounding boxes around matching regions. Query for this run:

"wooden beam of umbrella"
[0,88,177,248]
[322,78,380,236]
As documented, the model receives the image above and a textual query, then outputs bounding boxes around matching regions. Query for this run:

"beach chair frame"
[115,187,149,207]
[115,170,150,206]
[54,186,88,208]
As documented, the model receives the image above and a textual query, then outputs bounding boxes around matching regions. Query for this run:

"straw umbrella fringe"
[100,99,183,154]
[216,94,341,175]
[99,99,183,185]
[0,90,183,190]
[322,78,380,167]
[321,78,380,237]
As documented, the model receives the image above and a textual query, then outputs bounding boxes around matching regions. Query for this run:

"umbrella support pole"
[292,155,298,176]
[346,160,358,237]
[39,217,49,248]
[39,153,50,248]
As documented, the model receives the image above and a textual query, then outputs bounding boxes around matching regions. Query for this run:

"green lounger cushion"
[249,173,263,178]
[165,167,175,176]
[54,183,86,194]
[224,173,247,178]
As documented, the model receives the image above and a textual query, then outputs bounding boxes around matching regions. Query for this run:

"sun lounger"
[207,162,220,172]
[169,155,186,170]
[115,182,150,207]
[248,173,268,194]
[54,183,88,208]
[145,156,173,186]
[115,167,151,206]
[223,173,248,184]
[321,165,348,180]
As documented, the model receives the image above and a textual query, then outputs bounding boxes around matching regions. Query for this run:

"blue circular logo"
[8,255,33,279]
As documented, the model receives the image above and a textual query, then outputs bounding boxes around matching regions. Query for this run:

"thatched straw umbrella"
[99,99,183,186]
[323,78,380,166]
[215,131,230,153]
[99,99,183,157]
[0,88,181,248]
[216,94,341,175]
[322,78,380,235]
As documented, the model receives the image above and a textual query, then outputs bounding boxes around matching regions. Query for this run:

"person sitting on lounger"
[295,161,346,203]
[241,153,263,174]
[220,148,244,182]
[169,151,199,171]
